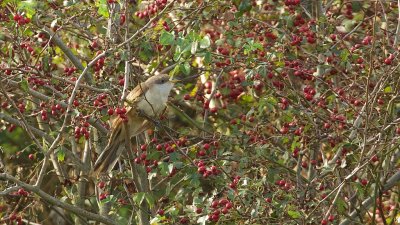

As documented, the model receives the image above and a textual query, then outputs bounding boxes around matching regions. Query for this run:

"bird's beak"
[169,79,180,84]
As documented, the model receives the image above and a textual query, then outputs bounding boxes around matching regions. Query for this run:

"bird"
[93,74,177,175]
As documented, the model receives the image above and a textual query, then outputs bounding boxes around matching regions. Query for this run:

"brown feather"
[93,74,172,175]
[93,111,150,175]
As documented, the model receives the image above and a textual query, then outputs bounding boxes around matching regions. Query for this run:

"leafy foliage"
[0,0,399,225]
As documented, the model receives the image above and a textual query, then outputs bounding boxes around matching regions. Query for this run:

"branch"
[339,170,400,225]
[0,113,52,141]
[43,27,93,85]
[1,78,108,134]
[0,173,116,225]
[52,74,111,93]
[0,83,44,152]
[394,0,400,46]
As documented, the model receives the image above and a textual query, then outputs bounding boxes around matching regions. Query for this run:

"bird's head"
[146,74,178,96]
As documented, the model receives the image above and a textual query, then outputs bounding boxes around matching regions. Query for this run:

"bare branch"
[43,27,94,85]
[0,173,116,225]
[339,170,400,225]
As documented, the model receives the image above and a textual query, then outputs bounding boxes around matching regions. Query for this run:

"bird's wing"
[94,81,151,175]
[109,81,147,125]
[125,82,148,108]
[94,109,151,174]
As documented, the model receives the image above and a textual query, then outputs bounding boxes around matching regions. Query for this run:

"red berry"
[183,94,191,100]
[99,193,108,200]
[384,58,392,65]
[157,209,164,216]
[97,181,106,189]
[73,100,79,107]
[211,200,219,208]
[9,213,17,221]
[371,155,379,162]
[197,166,206,174]
[360,179,368,186]
[120,14,126,25]
[140,144,147,151]
[91,40,98,49]
[280,126,289,134]
[198,150,206,156]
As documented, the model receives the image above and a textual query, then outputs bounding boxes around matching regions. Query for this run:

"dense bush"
[0,0,399,224]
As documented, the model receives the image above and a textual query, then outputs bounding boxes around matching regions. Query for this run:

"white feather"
[137,82,174,116]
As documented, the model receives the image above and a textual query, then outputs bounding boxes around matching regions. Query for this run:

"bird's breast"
[137,88,168,116]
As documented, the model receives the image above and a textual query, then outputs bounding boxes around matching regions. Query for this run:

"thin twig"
[0,83,44,153]
[43,27,93,84]
[394,0,400,46]
[0,173,116,225]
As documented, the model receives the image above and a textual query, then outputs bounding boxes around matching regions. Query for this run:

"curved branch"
[339,170,400,225]
[0,173,116,225]
[1,78,108,134]
[43,27,94,85]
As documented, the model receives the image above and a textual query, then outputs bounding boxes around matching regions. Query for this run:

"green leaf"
[144,193,155,208]
[159,162,169,176]
[287,210,302,219]
[159,31,175,46]
[191,41,198,54]
[42,55,49,72]
[95,0,109,18]
[199,36,211,49]
[20,79,29,92]
[238,0,252,13]
[204,52,211,64]
[2,0,14,7]
[57,148,65,162]
[132,192,145,205]
[18,0,37,18]
[168,163,174,173]
[340,49,350,62]
[335,197,347,214]
[180,62,191,75]
[384,86,392,93]
[189,173,200,187]
[170,64,180,76]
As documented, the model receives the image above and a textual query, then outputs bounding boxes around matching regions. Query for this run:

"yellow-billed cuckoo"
[93,74,176,175]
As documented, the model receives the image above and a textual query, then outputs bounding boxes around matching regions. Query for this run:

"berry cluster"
[13,14,30,26]
[74,121,90,139]
[208,198,233,222]
[135,0,168,19]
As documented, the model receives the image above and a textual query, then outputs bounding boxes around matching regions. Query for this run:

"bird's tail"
[93,123,125,175]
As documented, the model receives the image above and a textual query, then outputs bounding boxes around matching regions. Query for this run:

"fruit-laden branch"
[43,27,94,85]
[0,173,117,225]
[0,113,52,141]
[339,169,400,225]
[0,78,108,134]
[0,112,88,171]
